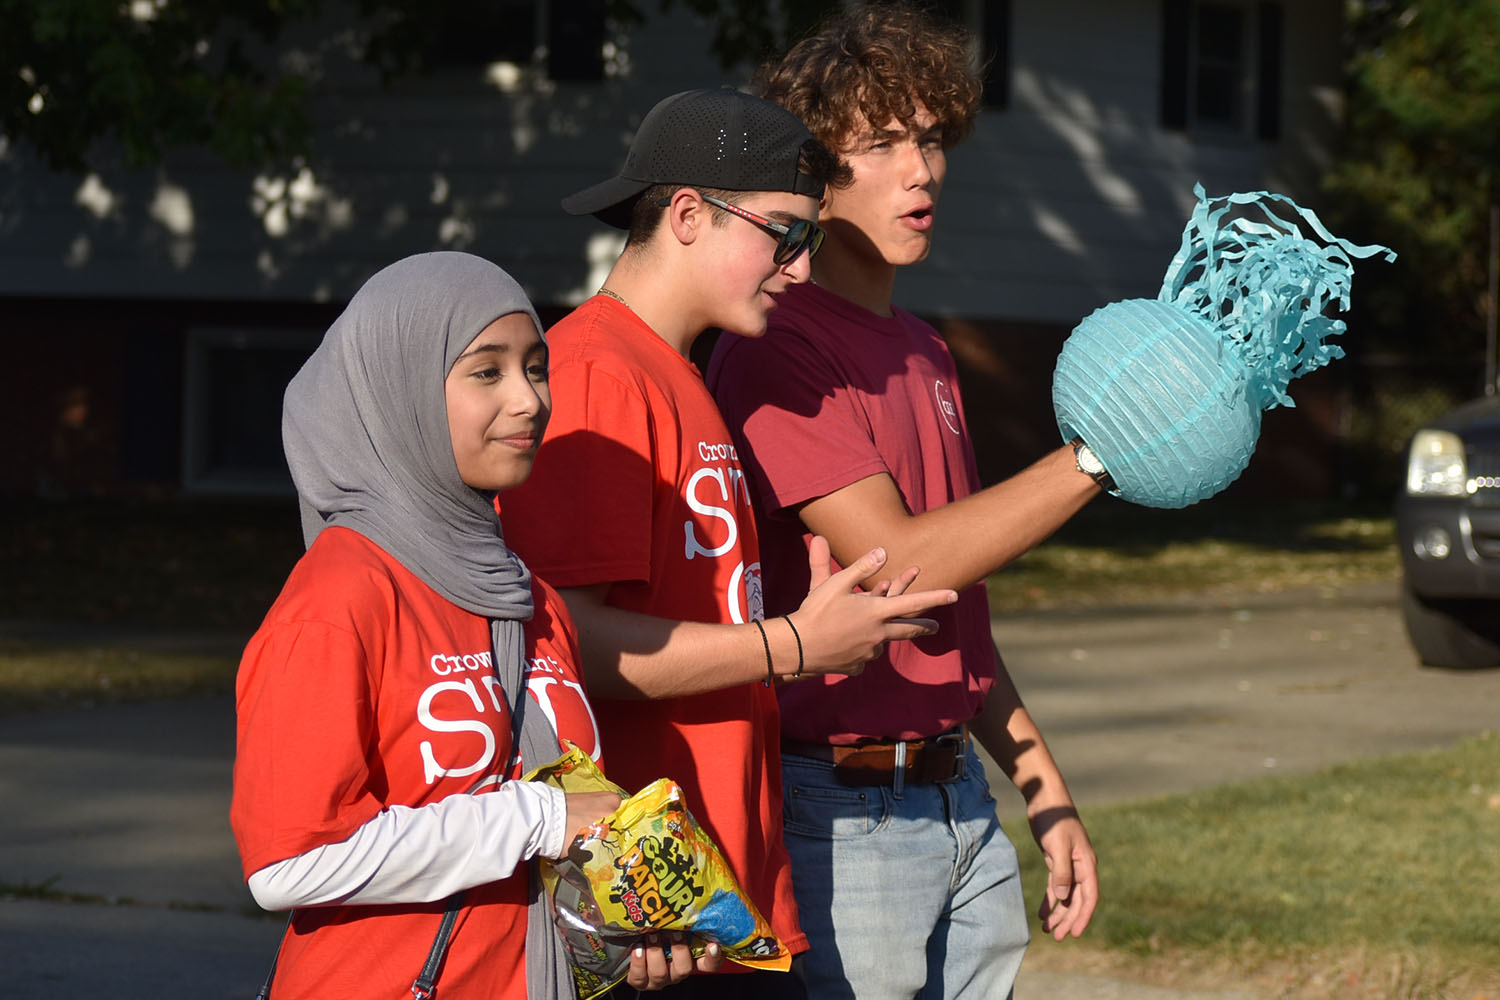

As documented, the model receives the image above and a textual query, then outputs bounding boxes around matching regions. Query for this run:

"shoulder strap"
[255,891,467,999]
[411,891,467,999]
[254,913,292,1000]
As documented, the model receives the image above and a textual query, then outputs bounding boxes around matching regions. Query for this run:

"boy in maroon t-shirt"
[708,5,1103,998]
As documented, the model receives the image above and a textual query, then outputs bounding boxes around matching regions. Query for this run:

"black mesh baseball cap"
[562,87,826,229]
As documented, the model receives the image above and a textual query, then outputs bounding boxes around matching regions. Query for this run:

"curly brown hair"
[756,2,983,159]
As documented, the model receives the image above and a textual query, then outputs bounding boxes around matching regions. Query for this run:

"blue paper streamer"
[1159,183,1398,409]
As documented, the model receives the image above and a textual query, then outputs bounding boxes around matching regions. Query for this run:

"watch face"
[1077,443,1105,476]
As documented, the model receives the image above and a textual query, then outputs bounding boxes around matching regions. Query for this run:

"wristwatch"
[1069,436,1118,494]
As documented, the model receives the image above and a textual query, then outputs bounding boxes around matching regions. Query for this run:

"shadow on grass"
[1046,496,1396,557]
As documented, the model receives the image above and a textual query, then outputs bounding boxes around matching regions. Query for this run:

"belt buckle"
[930,730,968,783]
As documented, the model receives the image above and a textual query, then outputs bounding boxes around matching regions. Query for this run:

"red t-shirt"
[708,281,998,745]
[501,295,805,956]
[231,526,599,1000]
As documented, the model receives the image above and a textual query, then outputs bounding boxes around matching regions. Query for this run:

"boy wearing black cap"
[501,87,958,996]
[708,6,1101,999]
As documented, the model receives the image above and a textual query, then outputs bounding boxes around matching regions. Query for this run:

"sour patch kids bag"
[526,745,789,999]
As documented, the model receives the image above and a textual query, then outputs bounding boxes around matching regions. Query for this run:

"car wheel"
[1400,580,1500,669]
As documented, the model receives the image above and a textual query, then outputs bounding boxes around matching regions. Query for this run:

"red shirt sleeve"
[233,615,388,876]
[502,358,657,588]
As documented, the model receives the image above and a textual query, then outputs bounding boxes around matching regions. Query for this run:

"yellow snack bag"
[526,744,790,999]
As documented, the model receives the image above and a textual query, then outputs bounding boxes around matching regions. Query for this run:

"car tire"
[1400,580,1500,669]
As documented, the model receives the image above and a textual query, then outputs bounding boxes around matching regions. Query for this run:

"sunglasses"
[658,193,825,266]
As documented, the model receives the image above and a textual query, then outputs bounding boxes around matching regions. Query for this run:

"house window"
[181,329,319,495]
[1193,3,1246,129]
[1160,0,1282,139]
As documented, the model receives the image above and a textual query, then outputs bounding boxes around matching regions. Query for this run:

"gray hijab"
[283,250,571,1000]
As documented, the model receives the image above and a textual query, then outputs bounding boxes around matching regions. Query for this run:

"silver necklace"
[596,287,629,309]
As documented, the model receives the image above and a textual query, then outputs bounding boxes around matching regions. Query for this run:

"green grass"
[0,496,1402,715]
[3,496,1400,629]
[0,639,238,716]
[1,497,287,714]
[987,499,1398,613]
[1012,733,1500,997]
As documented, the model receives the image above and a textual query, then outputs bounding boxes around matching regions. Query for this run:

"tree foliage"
[1324,0,1500,358]
[615,0,837,72]
[0,0,318,170]
[0,0,841,174]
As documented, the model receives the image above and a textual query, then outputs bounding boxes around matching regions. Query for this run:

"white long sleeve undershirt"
[247,780,566,910]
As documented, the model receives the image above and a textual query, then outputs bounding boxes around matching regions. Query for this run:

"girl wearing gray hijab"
[231,252,706,998]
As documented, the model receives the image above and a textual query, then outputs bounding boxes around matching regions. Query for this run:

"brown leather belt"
[782,728,970,787]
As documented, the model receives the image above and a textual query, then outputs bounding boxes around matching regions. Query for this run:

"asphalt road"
[3,578,1496,999]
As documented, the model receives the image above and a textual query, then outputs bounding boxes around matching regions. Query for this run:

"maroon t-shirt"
[708,282,997,745]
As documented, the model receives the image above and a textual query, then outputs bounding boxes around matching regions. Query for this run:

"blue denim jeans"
[780,747,1029,1000]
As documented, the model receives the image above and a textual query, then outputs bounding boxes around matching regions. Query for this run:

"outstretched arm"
[797,445,1100,593]
[560,540,957,700]
[969,660,1098,941]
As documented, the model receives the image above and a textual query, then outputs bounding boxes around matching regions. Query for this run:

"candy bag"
[525,744,789,999]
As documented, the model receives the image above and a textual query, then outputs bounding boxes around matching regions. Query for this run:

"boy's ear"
[817,193,835,224]
[663,188,704,247]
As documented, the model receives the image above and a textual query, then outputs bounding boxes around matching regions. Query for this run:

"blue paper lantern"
[1053,184,1396,508]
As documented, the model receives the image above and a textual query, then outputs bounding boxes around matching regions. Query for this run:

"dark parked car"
[1396,393,1500,667]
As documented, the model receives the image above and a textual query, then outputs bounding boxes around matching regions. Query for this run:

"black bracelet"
[781,614,804,678]
[753,618,774,686]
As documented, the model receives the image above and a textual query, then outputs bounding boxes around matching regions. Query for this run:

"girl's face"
[445,312,550,491]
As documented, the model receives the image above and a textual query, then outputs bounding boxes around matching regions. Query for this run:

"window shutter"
[981,0,1011,109]
[1161,0,1190,130]
[1256,2,1283,141]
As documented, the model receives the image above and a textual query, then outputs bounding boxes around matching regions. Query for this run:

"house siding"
[923,0,1342,323]
[0,1,1348,498]
[2,1,1341,314]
